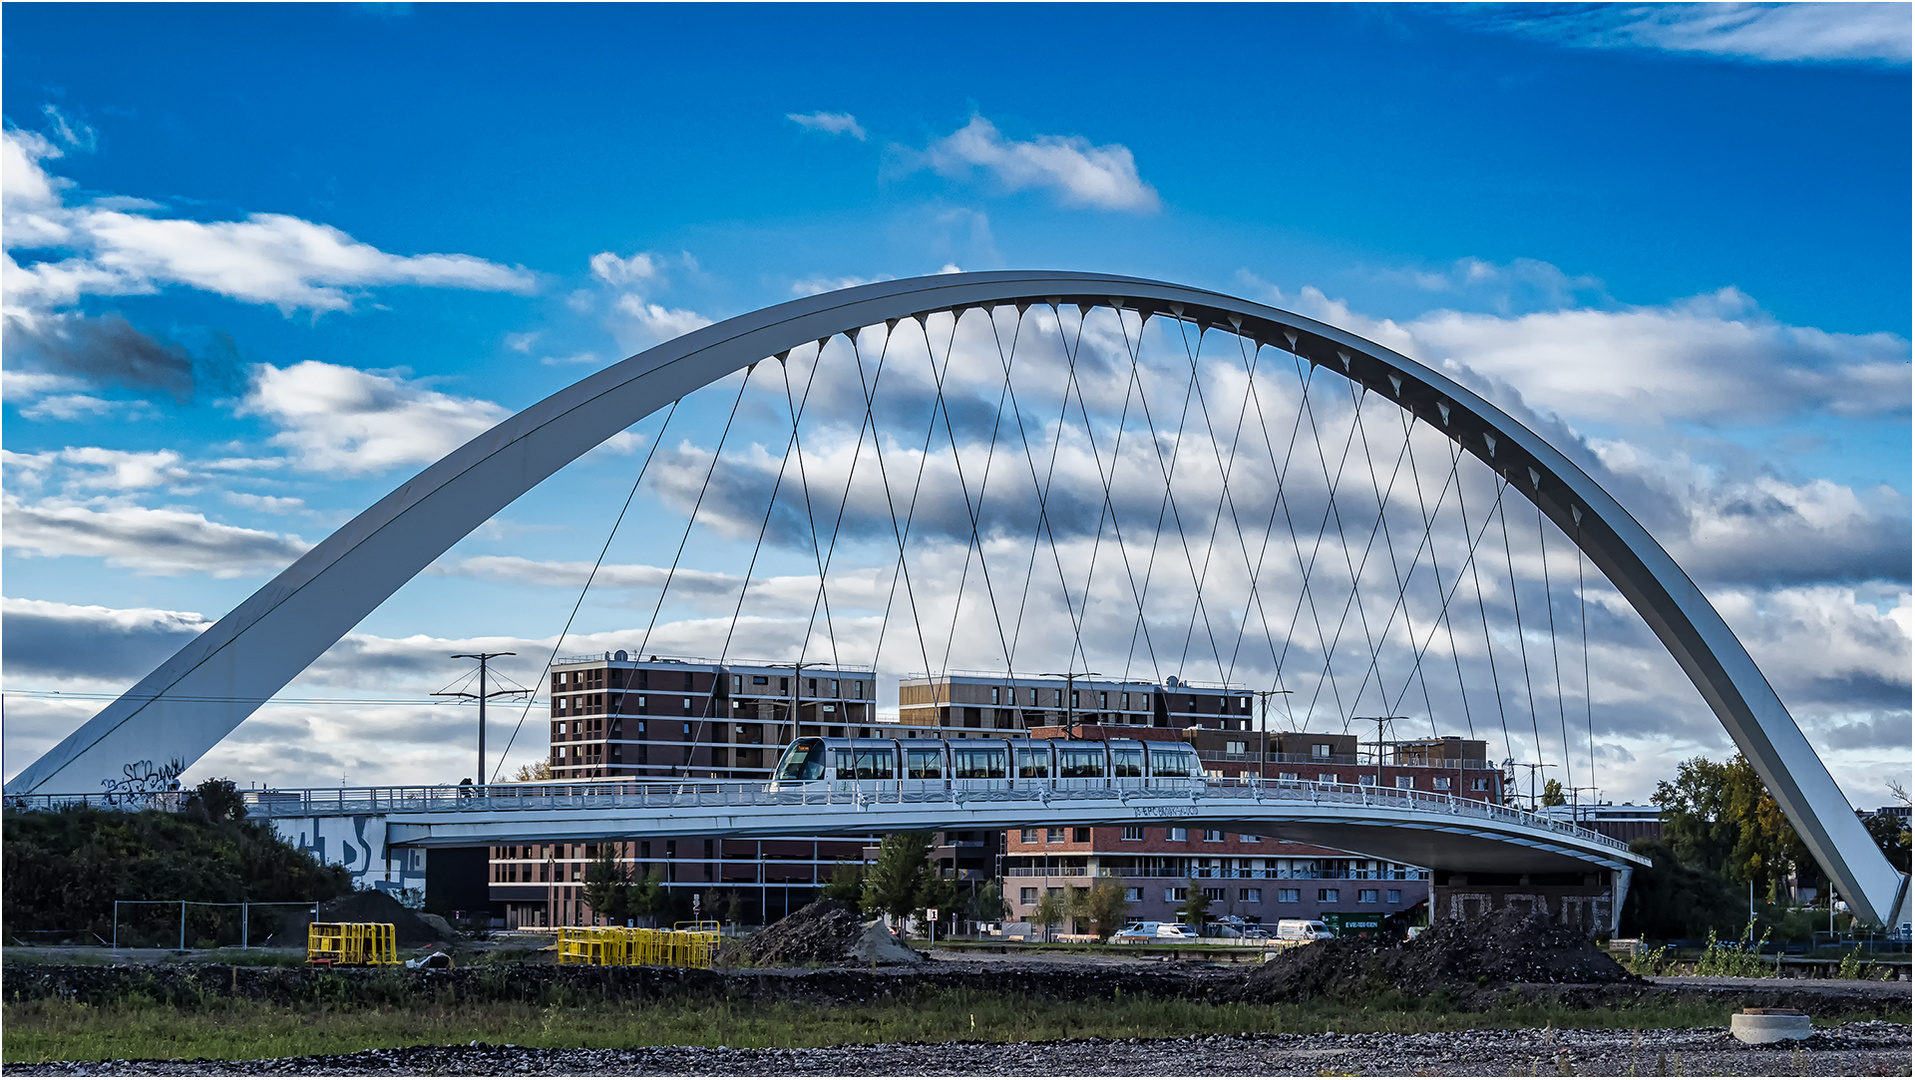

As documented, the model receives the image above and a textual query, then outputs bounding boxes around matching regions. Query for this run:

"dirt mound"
[296,891,446,946]
[720,900,925,967]
[1237,909,1636,1002]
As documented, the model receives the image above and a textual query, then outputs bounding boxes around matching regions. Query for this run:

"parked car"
[1112,921,1200,942]
[1273,918,1335,941]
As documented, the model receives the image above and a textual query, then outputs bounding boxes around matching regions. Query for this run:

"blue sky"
[3,3,1908,803]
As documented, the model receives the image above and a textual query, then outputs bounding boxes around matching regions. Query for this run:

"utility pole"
[1566,785,1601,827]
[1251,689,1294,777]
[1353,716,1407,769]
[788,661,833,745]
[1509,761,1558,811]
[1040,671,1100,733]
[435,652,519,784]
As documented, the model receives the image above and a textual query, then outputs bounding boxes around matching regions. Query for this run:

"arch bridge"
[7,271,1904,929]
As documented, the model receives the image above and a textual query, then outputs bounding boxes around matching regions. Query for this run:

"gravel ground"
[8,1022,1908,1077]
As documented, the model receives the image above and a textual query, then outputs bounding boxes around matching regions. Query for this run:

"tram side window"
[1148,749,1193,778]
[1015,748,1050,778]
[1058,749,1105,778]
[1112,749,1145,777]
[953,748,1008,779]
[907,749,943,779]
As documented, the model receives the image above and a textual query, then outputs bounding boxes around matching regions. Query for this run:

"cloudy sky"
[2,3,1907,806]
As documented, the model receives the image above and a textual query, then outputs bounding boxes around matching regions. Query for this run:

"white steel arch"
[6,271,1904,927]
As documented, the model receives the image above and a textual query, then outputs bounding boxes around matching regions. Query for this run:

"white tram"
[768,736,1204,793]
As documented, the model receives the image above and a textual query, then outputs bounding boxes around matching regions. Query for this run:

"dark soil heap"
[297,891,445,947]
[1236,909,1638,1003]
[719,899,916,967]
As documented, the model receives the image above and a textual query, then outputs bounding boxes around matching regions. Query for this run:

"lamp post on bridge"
[435,652,522,785]
[1353,716,1407,771]
[1039,671,1100,733]
[1251,689,1294,777]
[1508,761,1559,812]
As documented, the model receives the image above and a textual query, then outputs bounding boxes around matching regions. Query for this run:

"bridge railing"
[5,777,1633,856]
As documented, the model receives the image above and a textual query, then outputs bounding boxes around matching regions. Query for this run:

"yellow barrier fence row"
[555,926,720,969]
[307,922,398,966]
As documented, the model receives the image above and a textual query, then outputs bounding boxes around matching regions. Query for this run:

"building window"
[1472,777,1492,791]
[1203,830,1224,842]
[1121,826,1145,841]
[1278,772,1297,781]
[1124,887,1143,902]
[1167,827,1187,842]
[1203,887,1226,902]
[1277,888,1301,903]
[1358,774,1376,786]
[1020,828,1040,844]
[1434,776,1452,790]
[1073,827,1091,843]
[831,679,839,696]
[1053,689,1063,707]
[1396,776,1414,789]
[1099,691,1109,709]
[1240,834,1260,843]
[1387,889,1403,904]
[1240,888,1262,903]
[1046,827,1066,843]
[1166,887,1188,902]
[1311,743,1331,759]
[1020,888,1038,905]
[1319,773,1337,784]
[1226,741,1246,755]
[683,698,693,710]
[1318,888,1339,903]
[733,675,742,693]
[991,686,1000,705]
[1359,889,1379,904]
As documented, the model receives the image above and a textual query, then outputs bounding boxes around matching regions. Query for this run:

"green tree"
[862,832,934,921]
[1177,877,1213,928]
[967,880,1006,922]
[821,861,866,906]
[1030,887,1067,942]
[1541,778,1566,807]
[629,868,669,926]
[1620,838,1744,939]
[914,868,958,929]
[582,845,629,925]
[723,889,747,927]
[1077,875,1132,941]
[1861,810,1911,874]
[1655,755,1805,897]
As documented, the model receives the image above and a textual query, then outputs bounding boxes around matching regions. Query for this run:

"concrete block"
[1730,1009,1814,1044]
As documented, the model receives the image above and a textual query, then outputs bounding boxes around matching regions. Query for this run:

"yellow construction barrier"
[307,922,398,966]
[554,925,720,969]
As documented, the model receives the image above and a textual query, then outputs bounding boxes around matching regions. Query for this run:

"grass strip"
[1,990,1824,1064]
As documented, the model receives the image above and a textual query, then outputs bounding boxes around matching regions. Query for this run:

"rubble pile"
[1238,909,1637,1002]
[719,900,924,967]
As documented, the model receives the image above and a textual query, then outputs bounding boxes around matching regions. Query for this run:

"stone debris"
[1236,909,1637,1002]
[719,900,926,968]
[9,1021,1909,1076]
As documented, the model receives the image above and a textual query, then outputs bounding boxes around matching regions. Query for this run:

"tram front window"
[774,740,826,781]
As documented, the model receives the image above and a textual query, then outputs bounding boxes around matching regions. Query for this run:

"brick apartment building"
[494,658,1599,933]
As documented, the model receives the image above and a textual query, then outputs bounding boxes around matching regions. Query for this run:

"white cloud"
[791,274,890,297]
[917,116,1159,212]
[1488,2,1911,63]
[1,127,534,323]
[504,330,541,353]
[787,111,867,140]
[1,493,310,576]
[239,360,509,474]
[1,596,211,681]
[1297,282,1910,425]
[588,251,661,287]
[613,294,713,344]
[224,491,307,514]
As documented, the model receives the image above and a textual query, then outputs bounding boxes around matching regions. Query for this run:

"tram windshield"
[773,740,826,781]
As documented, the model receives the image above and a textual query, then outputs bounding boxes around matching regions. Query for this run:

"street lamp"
[1039,671,1100,733]
[1251,689,1295,776]
[1352,716,1408,770]
[788,660,836,745]
[434,652,522,784]
[1509,761,1559,812]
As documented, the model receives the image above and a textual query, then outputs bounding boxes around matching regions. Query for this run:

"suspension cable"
[1537,501,1572,799]
[490,398,680,781]
[1496,486,1545,790]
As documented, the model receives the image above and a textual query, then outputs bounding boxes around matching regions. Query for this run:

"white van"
[1274,918,1335,941]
